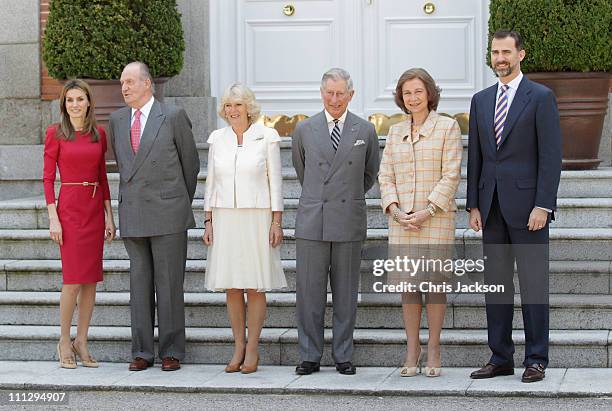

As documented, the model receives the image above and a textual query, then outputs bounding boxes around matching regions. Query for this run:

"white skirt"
[205,208,287,292]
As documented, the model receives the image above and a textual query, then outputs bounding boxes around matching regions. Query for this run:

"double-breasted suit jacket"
[292,110,380,242]
[379,111,462,244]
[109,100,200,237]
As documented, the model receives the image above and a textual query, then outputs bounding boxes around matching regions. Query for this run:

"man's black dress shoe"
[295,361,320,375]
[470,363,514,379]
[335,362,356,375]
[521,363,545,383]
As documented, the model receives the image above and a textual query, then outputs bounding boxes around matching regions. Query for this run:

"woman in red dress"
[43,79,115,369]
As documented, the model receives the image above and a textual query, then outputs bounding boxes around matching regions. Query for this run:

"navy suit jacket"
[466,76,562,229]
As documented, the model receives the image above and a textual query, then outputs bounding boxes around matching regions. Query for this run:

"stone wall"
[0,0,43,196]
[165,0,216,145]
[599,94,612,167]
[0,0,41,146]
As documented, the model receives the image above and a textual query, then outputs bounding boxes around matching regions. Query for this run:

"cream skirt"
[205,208,287,292]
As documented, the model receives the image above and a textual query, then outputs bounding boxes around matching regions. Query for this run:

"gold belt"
[61,181,100,198]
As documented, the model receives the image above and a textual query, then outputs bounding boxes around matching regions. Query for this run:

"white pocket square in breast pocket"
[354,139,365,146]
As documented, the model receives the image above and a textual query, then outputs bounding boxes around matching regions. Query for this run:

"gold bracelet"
[426,203,437,217]
[392,209,402,223]
[271,221,282,227]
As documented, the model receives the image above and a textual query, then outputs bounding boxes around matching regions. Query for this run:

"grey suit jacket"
[108,100,200,237]
[292,110,379,242]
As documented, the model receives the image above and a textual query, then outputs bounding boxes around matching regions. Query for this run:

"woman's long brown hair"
[55,79,99,142]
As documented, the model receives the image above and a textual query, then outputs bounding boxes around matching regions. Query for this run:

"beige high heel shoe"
[56,343,77,369]
[425,348,442,377]
[71,341,99,368]
[425,366,442,377]
[399,348,423,377]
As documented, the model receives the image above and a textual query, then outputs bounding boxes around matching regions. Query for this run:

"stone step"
[1,362,610,398]
[1,259,610,295]
[2,196,610,230]
[1,291,611,331]
[0,228,610,261]
[110,167,612,200]
[0,325,608,367]
[3,167,612,202]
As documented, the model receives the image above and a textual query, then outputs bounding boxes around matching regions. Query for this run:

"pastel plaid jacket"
[379,111,462,215]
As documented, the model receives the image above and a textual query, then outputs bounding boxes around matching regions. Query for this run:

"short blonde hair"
[218,83,261,123]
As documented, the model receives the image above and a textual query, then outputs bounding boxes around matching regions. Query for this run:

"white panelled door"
[363,0,491,114]
[210,0,493,120]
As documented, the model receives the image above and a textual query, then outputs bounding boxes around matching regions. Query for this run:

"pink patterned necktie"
[131,110,142,153]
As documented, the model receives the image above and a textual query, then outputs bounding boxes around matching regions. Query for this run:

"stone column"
[165,0,217,146]
[599,93,612,167]
[0,0,43,199]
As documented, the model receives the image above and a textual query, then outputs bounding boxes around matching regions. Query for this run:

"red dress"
[43,125,111,284]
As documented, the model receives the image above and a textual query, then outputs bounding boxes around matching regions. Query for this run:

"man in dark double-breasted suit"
[466,30,562,383]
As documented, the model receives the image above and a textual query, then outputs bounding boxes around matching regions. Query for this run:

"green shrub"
[43,0,185,80]
[488,0,612,72]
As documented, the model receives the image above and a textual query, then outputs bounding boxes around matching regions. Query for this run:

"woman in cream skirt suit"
[379,68,462,377]
[203,83,286,374]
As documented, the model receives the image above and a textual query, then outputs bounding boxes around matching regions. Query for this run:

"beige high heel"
[425,366,442,377]
[399,348,423,377]
[71,341,99,368]
[425,348,442,377]
[56,343,77,369]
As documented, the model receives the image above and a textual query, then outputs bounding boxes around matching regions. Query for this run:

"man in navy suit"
[466,30,562,383]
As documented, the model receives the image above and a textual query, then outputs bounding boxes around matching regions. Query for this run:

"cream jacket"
[204,123,283,211]
[379,111,462,214]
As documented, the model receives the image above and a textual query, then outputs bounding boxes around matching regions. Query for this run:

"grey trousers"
[295,238,362,363]
[124,231,187,362]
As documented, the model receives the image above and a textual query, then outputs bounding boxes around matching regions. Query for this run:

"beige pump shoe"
[57,343,77,369]
[71,341,99,368]
[399,348,424,377]
[425,348,442,377]
[425,366,442,377]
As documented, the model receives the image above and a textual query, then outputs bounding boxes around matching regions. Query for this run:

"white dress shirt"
[130,96,155,141]
[496,71,523,109]
[325,109,348,136]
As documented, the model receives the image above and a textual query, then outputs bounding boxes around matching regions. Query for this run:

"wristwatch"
[426,203,437,217]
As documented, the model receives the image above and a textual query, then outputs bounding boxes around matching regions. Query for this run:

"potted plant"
[43,0,185,164]
[489,0,611,170]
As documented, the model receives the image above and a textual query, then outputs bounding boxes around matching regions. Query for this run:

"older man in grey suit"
[108,62,200,372]
[292,68,379,375]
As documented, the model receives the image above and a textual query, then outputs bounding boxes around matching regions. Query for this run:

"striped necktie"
[331,119,341,151]
[494,84,509,149]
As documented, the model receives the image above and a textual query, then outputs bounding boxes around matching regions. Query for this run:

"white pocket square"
[354,139,365,146]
